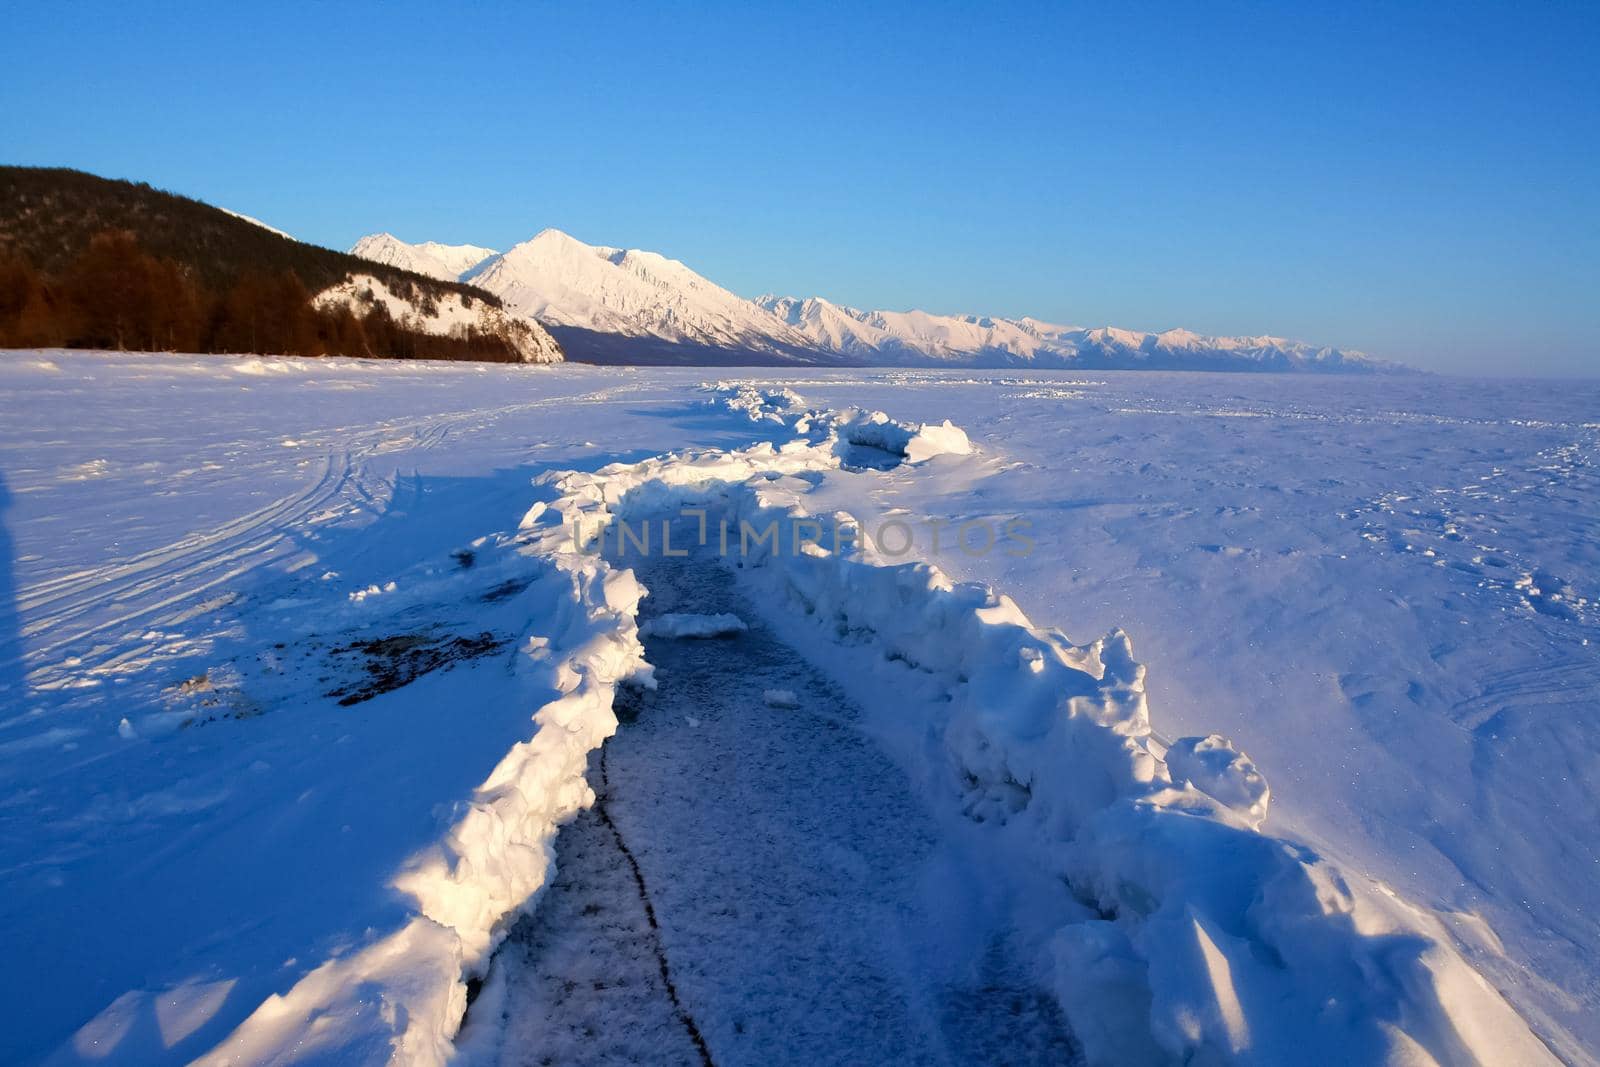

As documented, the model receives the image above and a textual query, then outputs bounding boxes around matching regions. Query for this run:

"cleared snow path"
[486,528,1077,1065]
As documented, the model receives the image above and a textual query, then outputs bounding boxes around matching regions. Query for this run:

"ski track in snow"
[7,375,648,697]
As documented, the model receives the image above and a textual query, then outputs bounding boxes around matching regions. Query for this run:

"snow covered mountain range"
[351,231,1400,371]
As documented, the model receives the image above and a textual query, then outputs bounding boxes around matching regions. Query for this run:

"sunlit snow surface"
[0,351,1596,1064]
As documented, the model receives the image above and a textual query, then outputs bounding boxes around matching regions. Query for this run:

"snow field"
[2,354,1586,1064]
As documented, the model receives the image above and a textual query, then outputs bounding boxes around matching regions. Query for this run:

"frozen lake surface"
[0,351,1593,1064]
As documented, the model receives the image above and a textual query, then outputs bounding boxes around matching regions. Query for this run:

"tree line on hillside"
[0,230,523,361]
[0,166,493,308]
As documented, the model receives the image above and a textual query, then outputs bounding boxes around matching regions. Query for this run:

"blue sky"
[3,1,1596,374]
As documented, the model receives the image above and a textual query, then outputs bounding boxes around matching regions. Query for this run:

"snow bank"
[1164,734,1270,829]
[199,539,652,1065]
[709,381,972,463]
[714,382,808,424]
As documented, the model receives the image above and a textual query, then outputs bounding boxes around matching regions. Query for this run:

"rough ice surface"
[637,612,747,639]
[0,351,1593,1065]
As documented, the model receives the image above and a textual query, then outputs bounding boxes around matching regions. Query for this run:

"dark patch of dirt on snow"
[326,630,506,706]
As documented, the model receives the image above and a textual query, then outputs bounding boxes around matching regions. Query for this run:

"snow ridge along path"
[199,383,1548,1064]
[484,531,1078,1065]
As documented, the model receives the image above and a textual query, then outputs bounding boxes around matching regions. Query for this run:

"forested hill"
[0,167,490,304]
[0,167,562,363]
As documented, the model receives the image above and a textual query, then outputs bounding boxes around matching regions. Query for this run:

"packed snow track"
[483,522,1078,1065]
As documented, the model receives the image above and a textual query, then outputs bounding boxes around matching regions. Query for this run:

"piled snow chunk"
[707,382,972,464]
[902,419,972,464]
[830,408,972,464]
[711,382,809,424]
[639,612,747,639]
[1165,734,1271,828]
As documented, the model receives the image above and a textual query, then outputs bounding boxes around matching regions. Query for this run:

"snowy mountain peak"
[451,230,819,356]
[517,227,593,254]
[413,239,498,277]
[1155,327,1206,348]
[1083,325,1148,348]
[350,233,497,282]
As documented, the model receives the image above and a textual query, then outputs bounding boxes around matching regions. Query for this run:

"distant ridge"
[353,229,1405,372]
[349,233,499,283]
